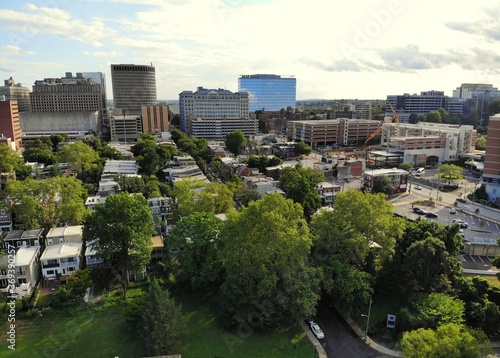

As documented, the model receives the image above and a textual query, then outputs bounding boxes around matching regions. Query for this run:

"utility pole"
[361,298,372,341]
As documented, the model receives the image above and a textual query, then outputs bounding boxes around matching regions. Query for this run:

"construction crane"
[364,103,399,145]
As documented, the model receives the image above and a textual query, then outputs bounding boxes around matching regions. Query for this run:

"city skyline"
[1,1,500,101]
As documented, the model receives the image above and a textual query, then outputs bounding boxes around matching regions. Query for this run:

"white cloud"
[0,4,112,47]
[83,50,122,58]
[1,45,37,56]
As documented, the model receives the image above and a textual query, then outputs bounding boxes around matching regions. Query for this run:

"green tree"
[475,136,487,150]
[438,108,450,123]
[408,113,419,124]
[172,178,207,217]
[0,143,32,180]
[67,268,92,299]
[50,133,69,151]
[399,323,489,358]
[294,142,312,156]
[219,194,321,329]
[58,141,100,176]
[115,175,146,194]
[139,278,184,356]
[425,110,442,123]
[401,292,464,330]
[399,162,413,171]
[279,165,324,218]
[83,192,155,299]
[7,176,87,229]
[225,130,247,156]
[328,190,405,261]
[169,212,224,289]
[196,182,235,214]
[438,163,463,179]
[22,147,57,165]
[372,176,396,195]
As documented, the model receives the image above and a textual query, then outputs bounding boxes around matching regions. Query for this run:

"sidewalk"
[333,304,403,358]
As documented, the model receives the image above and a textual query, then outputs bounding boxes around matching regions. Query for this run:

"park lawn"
[0,304,141,358]
[176,290,313,358]
[353,292,409,332]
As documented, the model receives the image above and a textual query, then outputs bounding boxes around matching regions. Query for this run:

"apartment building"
[179,87,251,135]
[0,99,22,150]
[286,118,382,147]
[483,114,500,202]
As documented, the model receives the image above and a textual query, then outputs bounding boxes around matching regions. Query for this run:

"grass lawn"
[465,274,500,289]
[353,292,409,333]
[175,290,313,358]
[0,282,313,358]
[0,304,141,358]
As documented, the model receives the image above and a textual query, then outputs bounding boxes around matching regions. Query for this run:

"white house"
[0,246,40,298]
[84,240,104,267]
[40,242,81,279]
[45,225,83,246]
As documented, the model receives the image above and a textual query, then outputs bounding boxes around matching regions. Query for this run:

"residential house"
[2,230,23,249]
[84,195,107,212]
[45,225,83,246]
[0,246,40,298]
[40,242,82,279]
[317,182,341,205]
[148,197,175,234]
[84,240,104,268]
[150,235,164,265]
[0,206,13,232]
[363,168,409,194]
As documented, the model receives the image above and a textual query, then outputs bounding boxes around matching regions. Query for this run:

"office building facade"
[141,103,169,135]
[238,74,296,112]
[453,83,500,122]
[111,64,157,116]
[0,99,22,151]
[286,118,382,147]
[179,87,253,137]
[0,78,31,112]
[386,91,464,123]
[483,114,500,202]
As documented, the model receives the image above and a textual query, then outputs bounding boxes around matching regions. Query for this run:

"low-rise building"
[363,168,409,194]
[317,182,341,205]
[40,242,82,279]
[84,240,104,268]
[0,246,40,298]
[45,225,83,246]
[150,235,164,265]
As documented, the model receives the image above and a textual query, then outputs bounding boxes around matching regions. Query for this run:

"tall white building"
[179,87,255,138]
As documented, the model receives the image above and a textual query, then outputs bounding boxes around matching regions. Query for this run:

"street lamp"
[361,298,372,341]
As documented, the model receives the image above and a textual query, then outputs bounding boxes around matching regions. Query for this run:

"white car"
[310,322,324,339]
[415,185,423,190]
[452,219,468,229]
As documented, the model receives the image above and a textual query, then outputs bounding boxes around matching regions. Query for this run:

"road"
[314,303,387,358]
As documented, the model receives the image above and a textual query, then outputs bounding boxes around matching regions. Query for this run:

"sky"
[1,0,500,101]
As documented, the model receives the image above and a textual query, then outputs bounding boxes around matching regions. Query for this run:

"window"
[46,270,54,275]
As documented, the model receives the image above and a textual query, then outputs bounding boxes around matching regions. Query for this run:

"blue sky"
[1,0,500,100]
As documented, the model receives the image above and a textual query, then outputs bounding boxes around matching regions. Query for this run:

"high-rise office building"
[453,83,500,122]
[179,87,256,138]
[141,103,169,135]
[0,78,31,112]
[111,64,157,116]
[386,91,464,123]
[238,74,296,112]
[483,114,500,202]
[0,99,22,151]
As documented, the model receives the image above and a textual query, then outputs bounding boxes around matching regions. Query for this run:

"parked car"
[449,208,457,214]
[416,209,427,215]
[415,185,423,190]
[425,212,438,218]
[452,219,468,228]
[310,322,324,339]
[457,198,467,203]
[413,207,422,213]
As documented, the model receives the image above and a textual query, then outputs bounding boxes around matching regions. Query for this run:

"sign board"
[386,314,396,329]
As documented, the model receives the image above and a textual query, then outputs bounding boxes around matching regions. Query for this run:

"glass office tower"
[238,74,296,112]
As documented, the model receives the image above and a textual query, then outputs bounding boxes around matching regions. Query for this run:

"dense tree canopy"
[425,110,442,123]
[438,164,463,179]
[294,142,312,156]
[0,144,32,180]
[219,194,321,329]
[58,141,100,175]
[279,165,324,218]
[7,176,87,229]
[245,155,282,173]
[399,323,489,358]
[169,212,224,289]
[372,176,396,195]
[225,130,247,156]
[83,192,155,299]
